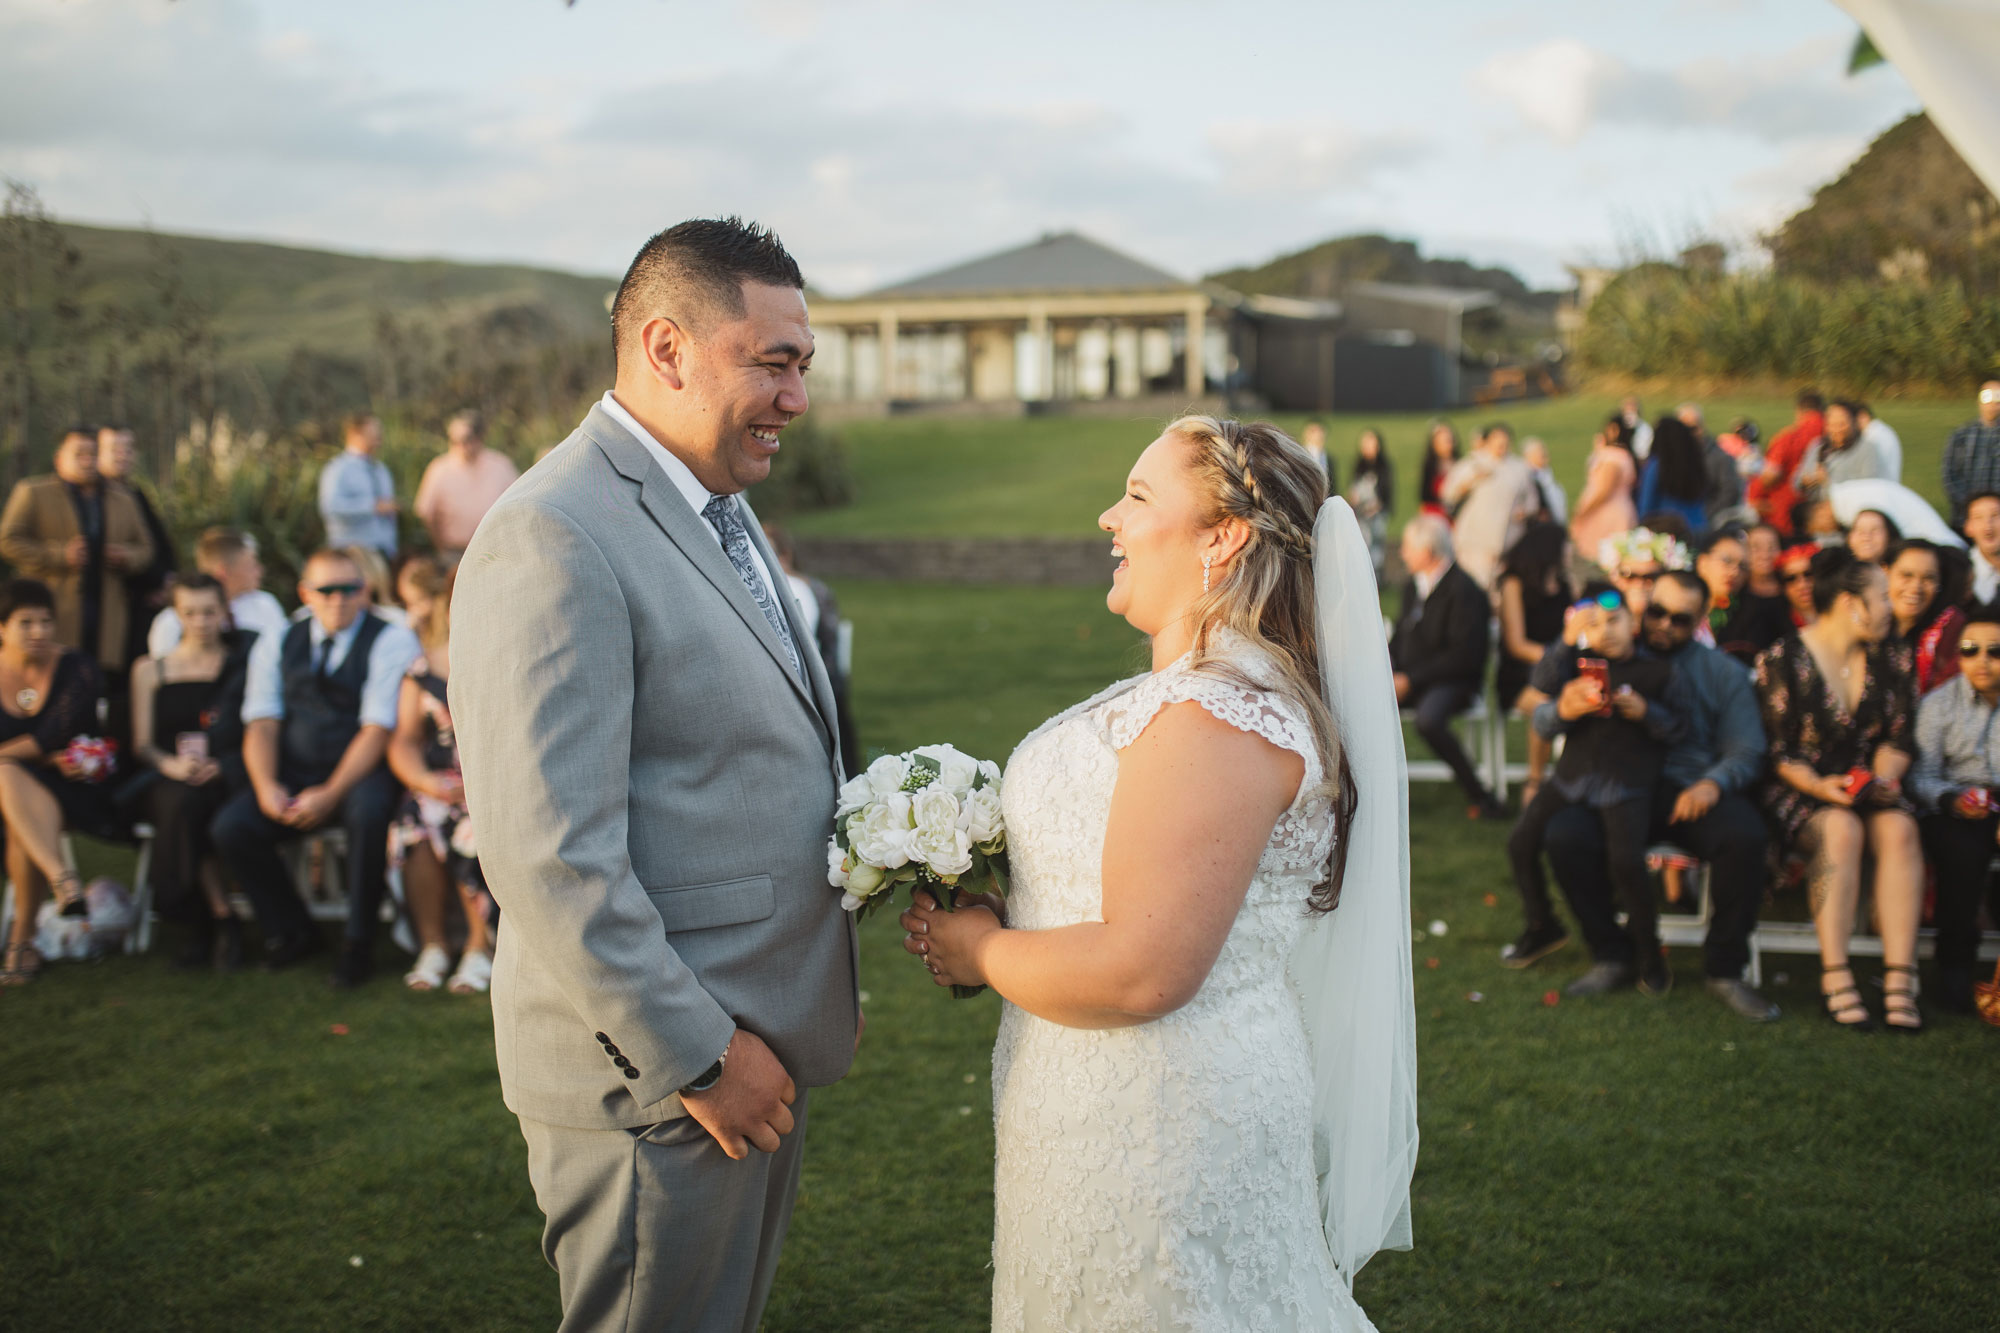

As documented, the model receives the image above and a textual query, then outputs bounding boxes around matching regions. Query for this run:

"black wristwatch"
[680,1050,727,1096]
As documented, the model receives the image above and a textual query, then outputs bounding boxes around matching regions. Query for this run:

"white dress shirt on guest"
[1974,548,2000,608]
[148,590,291,659]
[241,613,420,732]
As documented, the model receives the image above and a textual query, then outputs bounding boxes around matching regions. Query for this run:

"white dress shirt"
[242,612,421,732]
[148,589,290,659]
[599,391,780,598]
[1974,548,2000,608]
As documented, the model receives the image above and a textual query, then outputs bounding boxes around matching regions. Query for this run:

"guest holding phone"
[1753,547,1924,1032]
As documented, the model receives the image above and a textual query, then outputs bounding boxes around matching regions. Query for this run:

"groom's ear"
[639,315,692,392]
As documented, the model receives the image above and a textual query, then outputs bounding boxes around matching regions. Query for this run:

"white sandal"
[447,950,493,995]
[404,945,452,992]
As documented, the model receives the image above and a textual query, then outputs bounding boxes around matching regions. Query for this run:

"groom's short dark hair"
[612,217,804,362]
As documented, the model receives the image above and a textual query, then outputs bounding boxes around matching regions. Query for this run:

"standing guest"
[412,409,520,563]
[0,580,111,984]
[1779,541,1821,627]
[1883,540,1966,696]
[210,548,421,988]
[1520,437,1567,524]
[318,412,399,558]
[1942,380,2000,530]
[1748,391,1825,536]
[1440,422,1539,591]
[1347,428,1394,574]
[96,424,176,669]
[0,426,157,674]
[1636,415,1713,536]
[387,567,494,996]
[1845,508,1900,564]
[762,524,862,779]
[1679,402,1747,528]
[1494,522,1572,805]
[1418,420,1460,520]
[1544,571,1778,1019]
[1510,586,1682,994]
[1753,547,1925,1032]
[1963,492,2000,609]
[149,528,289,657]
[1911,606,2000,1013]
[1296,420,1337,491]
[1600,526,1690,618]
[1569,417,1639,565]
[129,574,254,971]
[1854,403,1902,484]
[1620,395,1654,460]
[1391,514,1505,820]
[1695,529,1788,664]
[1795,401,1884,496]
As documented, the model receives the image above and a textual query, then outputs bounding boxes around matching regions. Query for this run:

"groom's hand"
[680,1029,796,1161]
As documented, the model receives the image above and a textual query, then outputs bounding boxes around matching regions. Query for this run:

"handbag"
[1975,957,2000,1028]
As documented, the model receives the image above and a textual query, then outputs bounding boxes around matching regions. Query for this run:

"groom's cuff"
[610,1005,737,1110]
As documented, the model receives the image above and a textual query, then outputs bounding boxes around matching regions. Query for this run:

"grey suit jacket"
[453,403,857,1131]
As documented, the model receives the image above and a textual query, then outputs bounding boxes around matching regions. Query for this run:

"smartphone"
[1842,767,1877,803]
[175,732,210,762]
[1578,657,1611,715]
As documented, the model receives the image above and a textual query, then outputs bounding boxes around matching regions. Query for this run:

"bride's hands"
[900,891,1002,989]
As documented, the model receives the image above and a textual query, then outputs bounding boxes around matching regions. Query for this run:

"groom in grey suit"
[453,218,856,1332]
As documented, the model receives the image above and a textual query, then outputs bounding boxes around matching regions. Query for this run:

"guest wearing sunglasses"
[1778,542,1820,627]
[1504,585,1683,995]
[1753,547,1924,1032]
[211,548,420,987]
[1910,606,2000,1014]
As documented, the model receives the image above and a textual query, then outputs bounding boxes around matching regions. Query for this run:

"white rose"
[913,743,979,794]
[910,816,973,879]
[835,773,874,818]
[826,839,850,888]
[911,788,961,838]
[958,785,1003,846]
[849,793,915,868]
[847,861,886,897]
[864,753,911,801]
[977,759,1002,787]
[840,891,864,911]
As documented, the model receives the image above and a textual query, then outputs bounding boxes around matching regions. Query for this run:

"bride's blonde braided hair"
[1169,414,1358,911]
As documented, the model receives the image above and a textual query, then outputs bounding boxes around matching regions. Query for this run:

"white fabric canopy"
[1835,0,2000,196]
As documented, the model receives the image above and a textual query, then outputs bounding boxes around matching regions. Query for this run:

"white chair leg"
[129,834,156,955]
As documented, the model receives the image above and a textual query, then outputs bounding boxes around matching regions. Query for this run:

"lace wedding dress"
[990,640,1377,1331]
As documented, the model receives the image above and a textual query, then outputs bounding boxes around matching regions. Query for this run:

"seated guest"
[129,574,255,970]
[148,527,289,657]
[1391,514,1505,819]
[1911,606,2000,1013]
[1695,529,1789,665]
[211,548,421,987]
[0,580,112,984]
[1845,508,1900,565]
[1744,523,1784,600]
[1754,547,1924,1032]
[387,568,493,995]
[1494,521,1572,804]
[343,544,406,628]
[394,554,447,645]
[1794,495,1842,544]
[1884,539,1966,696]
[1778,541,1821,627]
[1546,572,1777,1019]
[1509,587,1683,992]
[1600,526,1691,617]
[1965,492,2000,610]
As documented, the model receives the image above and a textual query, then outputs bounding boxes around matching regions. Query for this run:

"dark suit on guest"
[1390,560,1497,806]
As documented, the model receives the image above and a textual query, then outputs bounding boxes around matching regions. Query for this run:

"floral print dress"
[1752,633,1916,855]
[387,658,493,921]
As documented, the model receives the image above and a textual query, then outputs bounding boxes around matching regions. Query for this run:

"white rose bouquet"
[827,744,1008,997]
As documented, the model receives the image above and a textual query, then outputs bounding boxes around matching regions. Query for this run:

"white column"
[878,312,899,401]
[1184,300,1206,396]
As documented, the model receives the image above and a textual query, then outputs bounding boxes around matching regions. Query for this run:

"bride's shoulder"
[1099,640,1317,771]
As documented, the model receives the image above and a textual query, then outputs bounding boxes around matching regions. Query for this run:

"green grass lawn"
[4,581,1996,1332]
[790,395,1976,541]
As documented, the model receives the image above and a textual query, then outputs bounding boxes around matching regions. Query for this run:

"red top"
[1749,410,1823,535]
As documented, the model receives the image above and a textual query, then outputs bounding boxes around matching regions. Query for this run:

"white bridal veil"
[1293,495,1419,1285]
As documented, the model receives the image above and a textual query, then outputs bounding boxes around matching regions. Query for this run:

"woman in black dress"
[129,574,254,969]
[1495,522,1573,804]
[1752,548,1925,1032]
[0,580,112,985]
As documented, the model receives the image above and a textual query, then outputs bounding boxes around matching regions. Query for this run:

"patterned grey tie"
[701,495,803,682]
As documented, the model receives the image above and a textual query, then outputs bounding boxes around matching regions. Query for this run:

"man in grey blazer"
[453,217,856,1332]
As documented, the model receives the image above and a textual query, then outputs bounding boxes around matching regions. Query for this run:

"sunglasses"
[1961,642,2000,660]
[1570,590,1625,613]
[1616,569,1659,585]
[1642,605,1698,629]
[310,582,365,598]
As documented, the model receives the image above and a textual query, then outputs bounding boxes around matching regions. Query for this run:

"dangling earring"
[1202,555,1213,594]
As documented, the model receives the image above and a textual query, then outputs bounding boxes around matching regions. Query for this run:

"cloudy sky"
[0,0,1920,292]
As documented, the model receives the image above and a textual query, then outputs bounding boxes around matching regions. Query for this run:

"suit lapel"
[583,406,830,743]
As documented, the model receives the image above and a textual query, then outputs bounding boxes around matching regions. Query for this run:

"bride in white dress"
[903,417,1419,1331]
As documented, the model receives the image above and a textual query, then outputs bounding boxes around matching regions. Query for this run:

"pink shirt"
[414,447,520,552]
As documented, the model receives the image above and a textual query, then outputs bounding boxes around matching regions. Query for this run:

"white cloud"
[1473,39,1616,144]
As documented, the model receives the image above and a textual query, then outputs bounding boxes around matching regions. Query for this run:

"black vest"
[279,613,387,786]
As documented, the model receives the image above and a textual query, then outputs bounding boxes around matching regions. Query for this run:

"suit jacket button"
[624,1067,641,1079]
[613,1056,630,1068]
[595,1032,611,1045]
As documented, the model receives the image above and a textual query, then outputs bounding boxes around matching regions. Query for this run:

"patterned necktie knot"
[701,495,804,682]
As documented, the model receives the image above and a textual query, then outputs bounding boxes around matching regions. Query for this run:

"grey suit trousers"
[520,1093,811,1333]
